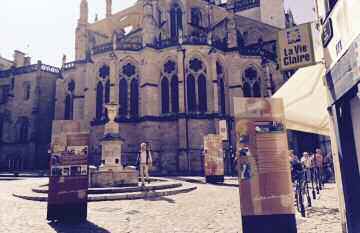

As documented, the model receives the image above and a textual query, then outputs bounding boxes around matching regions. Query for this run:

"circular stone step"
[13,183,197,202]
[32,182,183,194]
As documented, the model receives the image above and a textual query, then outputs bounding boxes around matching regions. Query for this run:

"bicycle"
[293,166,312,217]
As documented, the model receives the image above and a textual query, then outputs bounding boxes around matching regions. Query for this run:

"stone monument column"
[91,103,138,188]
[100,103,124,172]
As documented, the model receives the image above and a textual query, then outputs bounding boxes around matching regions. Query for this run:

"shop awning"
[273,64,330,136]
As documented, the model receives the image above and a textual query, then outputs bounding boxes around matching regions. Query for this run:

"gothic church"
[55,0,288,174]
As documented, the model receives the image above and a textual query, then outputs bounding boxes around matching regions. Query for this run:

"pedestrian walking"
[323,152,334,183]
[314,148,324,181]
[137,142,153,187]
[301,152,313,181]
[289,150,301,182]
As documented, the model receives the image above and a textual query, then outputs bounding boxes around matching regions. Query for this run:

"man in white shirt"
[301,152,313,181]
[301,152,313,169]
[138,142,152,187]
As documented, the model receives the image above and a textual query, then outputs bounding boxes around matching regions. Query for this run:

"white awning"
[273,64,330,136]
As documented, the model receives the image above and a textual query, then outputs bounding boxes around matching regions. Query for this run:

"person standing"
[138,142,153,187]
[289,150,300,166]
[323,152,334,182]
[314,148,324,183]
[301,152,313,181]
[289,150,300,182]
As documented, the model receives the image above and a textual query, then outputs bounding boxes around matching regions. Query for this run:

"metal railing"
[92,42,113,55]
[62,60,87,71]
[233,0,260,12]
[0,63,60,78]
[116,41,143,51]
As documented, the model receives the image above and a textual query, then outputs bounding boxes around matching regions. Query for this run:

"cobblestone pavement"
[0,177,341,233]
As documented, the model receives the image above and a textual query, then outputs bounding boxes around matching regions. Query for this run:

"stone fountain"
[90,103,138,187]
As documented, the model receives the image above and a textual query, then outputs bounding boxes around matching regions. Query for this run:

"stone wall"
[0,69,58,170]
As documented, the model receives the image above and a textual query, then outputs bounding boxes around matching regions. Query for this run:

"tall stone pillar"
[140,51,160,116]
[106,0,112,18]
[209,54,219,113]
[109,60,117,104]
[177,49,189,173]
[142,0,157,46]
[177,49,186,113]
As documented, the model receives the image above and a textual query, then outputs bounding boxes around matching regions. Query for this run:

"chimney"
[24,56,31,66]
[106,0,112,17]
[14,50,26,67]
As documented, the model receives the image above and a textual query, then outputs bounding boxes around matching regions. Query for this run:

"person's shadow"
[49,220,110,233]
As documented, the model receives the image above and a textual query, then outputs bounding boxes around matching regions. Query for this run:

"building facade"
[317,0,360,232]
[55,0,289,175]
[0,51,60,170]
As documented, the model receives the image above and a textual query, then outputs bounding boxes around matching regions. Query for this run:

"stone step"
[32,182,182,194]
[13,182,197,202]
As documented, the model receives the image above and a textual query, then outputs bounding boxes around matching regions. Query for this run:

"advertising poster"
[47,133,89,222]
[234,98,297,233]
[277,23,316,71]
[204,134,224,183]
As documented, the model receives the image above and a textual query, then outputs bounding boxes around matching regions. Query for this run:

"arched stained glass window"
[171,75,179,113]
[130,79,139,118]
[24,83,31,101]
[198,74,207,113]
[253,82,261,97]
[170,3,183,41]
[186,57,207,114]
[219,78,226,114]
[95,65,110,121]
[119,62,139,119]
[64,94,73,120]
[99,65,110,79]
[242,66,261,98]
[68,80,76,92]
[161,78,170,114]
[191,8,202,27]
[65,80,75,120]
[243,82,252,97]
[105,80,111,104]
[216,62,226,115]
[119,79,128,117]
[161,60,178,114]
[96,82,104,120]
[187,74,196,112]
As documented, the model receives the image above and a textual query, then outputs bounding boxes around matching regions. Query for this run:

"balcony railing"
[149,38,179,49]
[40,64,60,74]
[116,41,143,51]
[183,34,208,46]
[63,60,87,71]
[233,0,260,12]
[92,42,113,55]
[238,46,277,62]
[0,63,60,78]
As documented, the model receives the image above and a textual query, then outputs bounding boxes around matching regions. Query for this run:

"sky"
[0,0,315,67]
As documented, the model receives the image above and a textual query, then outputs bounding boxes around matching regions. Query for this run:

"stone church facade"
[0,51,60,170]
[56,0,289,175]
